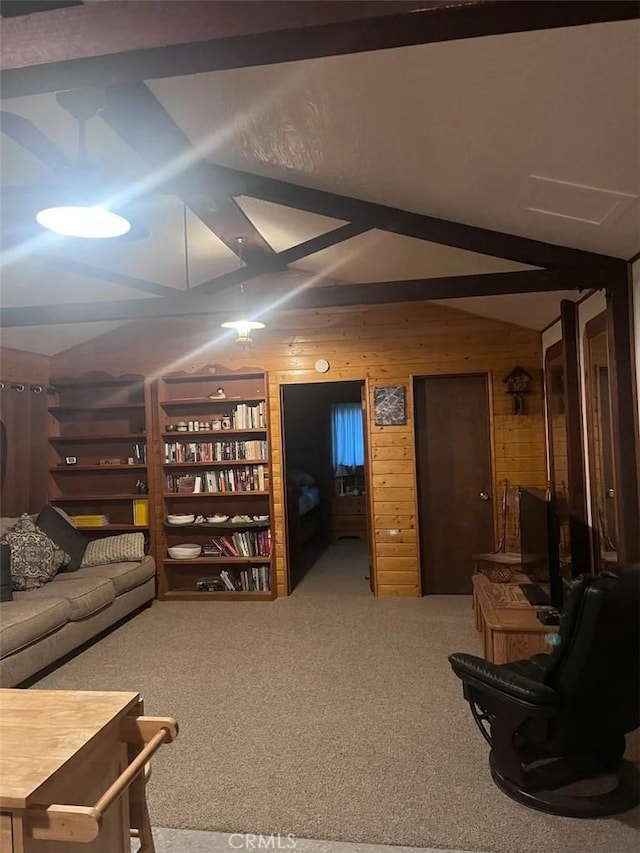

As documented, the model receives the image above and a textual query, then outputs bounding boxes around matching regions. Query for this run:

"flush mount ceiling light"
[35,205,131,239]
[220,237,266,346]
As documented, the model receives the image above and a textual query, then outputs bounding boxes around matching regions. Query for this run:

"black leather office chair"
[449,565,640,817]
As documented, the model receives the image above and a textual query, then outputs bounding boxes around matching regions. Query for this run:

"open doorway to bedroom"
[281,380,372,595]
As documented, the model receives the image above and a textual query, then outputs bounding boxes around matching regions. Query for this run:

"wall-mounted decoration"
[374,385,406,426]
[503,366,532,415]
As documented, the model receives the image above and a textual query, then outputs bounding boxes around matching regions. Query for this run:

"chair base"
[489,752,640,818]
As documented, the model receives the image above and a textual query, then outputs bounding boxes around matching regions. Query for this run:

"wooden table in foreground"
[472,572,559,664]
[0,689,177,853]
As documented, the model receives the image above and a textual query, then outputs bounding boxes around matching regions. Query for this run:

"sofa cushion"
[0,543,12,602]
[80,532,145,567]
[36,504,88,571]
[3,515,70,590]
[71,555,155,595]
[0,595,71,658]
[23,576,115,621]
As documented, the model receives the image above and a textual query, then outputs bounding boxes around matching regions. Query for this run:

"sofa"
[0,516,155,687]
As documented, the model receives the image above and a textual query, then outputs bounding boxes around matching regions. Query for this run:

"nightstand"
[331,493,366,540]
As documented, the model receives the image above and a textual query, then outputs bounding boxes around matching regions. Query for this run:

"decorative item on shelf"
[335,464,351,496]
[373,385,406,425]
[208,387,226,400]
[503,366,532,415]
[135,479,148,494]
[99,458,122,466]
[221,417,231,430]
[166,424,176,432]
[176,421,188,432]
[64,456,78,466]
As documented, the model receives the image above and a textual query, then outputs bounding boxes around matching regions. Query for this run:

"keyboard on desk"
[520,583,551,606]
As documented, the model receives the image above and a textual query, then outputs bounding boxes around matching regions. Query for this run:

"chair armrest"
[449,653,559,711]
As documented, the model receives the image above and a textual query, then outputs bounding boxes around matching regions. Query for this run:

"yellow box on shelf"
[133,499,149,526]
[71,515,109,527]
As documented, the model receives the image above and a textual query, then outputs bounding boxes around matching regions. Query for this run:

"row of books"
[221,566,270,592]
[164,440,267,464]
[232,402,266,430]
[71,514,109,527]
[166,465,267,493]
[133,443,147,464]
[207,530,272,557]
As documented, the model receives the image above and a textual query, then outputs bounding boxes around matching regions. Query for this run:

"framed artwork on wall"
[373,385,406,425]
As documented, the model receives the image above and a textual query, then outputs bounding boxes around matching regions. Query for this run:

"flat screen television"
[519,486,564,610]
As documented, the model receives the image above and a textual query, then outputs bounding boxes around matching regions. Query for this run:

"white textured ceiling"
[1,18,638,353]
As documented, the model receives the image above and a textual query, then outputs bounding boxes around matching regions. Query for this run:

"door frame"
[279,377,374,596]
[411,371,496,595]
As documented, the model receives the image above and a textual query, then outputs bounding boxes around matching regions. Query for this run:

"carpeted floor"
[35,541,639,853]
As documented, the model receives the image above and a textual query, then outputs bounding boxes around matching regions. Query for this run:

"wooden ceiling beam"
[36,254,177,297]
[2,2,637,98]
[191,223,371,295]
[204,164,627,273]
[0,267,615,328]
[101,83,276,267]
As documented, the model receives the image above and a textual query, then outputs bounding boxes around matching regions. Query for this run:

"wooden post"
[560,299,592,572]
[606,275,640,564]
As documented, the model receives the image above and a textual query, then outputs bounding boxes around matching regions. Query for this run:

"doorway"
[281,380,372,593]
[414,374,494,594]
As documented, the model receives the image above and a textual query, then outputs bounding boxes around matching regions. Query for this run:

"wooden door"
[414,374,494,594]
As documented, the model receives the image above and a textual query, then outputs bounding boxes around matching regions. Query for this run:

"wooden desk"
[472,573,559,664]
[0,689,177,853]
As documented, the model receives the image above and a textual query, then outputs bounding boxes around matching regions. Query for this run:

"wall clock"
[315,358,330,374]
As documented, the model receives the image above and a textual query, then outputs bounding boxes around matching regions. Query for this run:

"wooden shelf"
[164,491,269,498]
[160,396,265,407]
[157,368,272,602]
[76,524,150,532]
[52,494,142,502]
[51,465,147,472]
[50,433,147,443]
[162,460,268,468]
[53,378,145,389]
[49,404,145,413]
[164,556,271,564]
[163,589,274,601]
[162,429,266,438]
[163,521,269,530]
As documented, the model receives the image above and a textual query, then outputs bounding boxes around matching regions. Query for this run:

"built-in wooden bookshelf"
[154,367,274,601]
[47,373,152,542]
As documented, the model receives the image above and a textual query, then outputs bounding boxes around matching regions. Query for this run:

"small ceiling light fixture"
[35,205,131,239]
[220,237,266,347]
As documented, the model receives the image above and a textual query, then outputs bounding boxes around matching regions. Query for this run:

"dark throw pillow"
[0,543,12,602]
[36,504,88,571]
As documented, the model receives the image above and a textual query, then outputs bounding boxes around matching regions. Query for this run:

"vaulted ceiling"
[0,2,638,354]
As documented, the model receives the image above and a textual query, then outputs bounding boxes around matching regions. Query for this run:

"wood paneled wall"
[50,301,548,596]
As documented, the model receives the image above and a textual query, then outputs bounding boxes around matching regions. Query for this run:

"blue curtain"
[331,403,364,469]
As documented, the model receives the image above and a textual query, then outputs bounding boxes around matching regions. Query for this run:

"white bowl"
[168,543,202,559]
[167,513,195,525]
[206,514,229,523]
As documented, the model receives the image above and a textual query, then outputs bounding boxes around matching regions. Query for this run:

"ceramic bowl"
[206,514,229,523]
[166,513,195,525]
[168,543,202,559]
